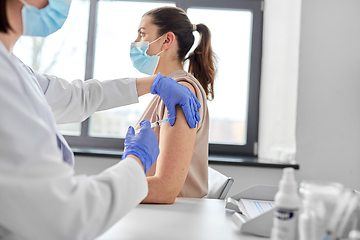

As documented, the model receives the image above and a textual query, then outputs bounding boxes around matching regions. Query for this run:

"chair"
[206,166,234,200]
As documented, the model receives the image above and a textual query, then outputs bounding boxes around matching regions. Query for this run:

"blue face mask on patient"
[20,0,71,37]
[130,35,165,75]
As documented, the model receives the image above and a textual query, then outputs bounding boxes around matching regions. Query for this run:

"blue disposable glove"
[151,73,201,128]
[122,120,159,173]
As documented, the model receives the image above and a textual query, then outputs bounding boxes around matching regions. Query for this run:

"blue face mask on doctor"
[130,35,165,75]
[20,0,71,37]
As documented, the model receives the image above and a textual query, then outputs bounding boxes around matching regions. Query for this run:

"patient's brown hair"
[0,0,12,33]
[144,7,217,100]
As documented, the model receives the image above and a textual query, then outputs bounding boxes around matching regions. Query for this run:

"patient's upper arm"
[155,81,198,198]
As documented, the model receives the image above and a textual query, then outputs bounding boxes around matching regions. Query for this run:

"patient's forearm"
[141,176,181,204]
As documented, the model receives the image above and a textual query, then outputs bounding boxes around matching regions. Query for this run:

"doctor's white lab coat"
[0,41,148,240]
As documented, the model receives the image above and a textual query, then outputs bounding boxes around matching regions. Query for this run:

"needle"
[134,117,175,134]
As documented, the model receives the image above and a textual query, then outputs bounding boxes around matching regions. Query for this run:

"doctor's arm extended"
[33,68,200,128]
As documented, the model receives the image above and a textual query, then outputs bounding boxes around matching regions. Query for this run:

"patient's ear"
[162,32,176,50]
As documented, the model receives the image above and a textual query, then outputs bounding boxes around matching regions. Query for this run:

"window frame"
[65,0,263,157]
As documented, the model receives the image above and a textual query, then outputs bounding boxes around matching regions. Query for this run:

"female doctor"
[0,0,201,239]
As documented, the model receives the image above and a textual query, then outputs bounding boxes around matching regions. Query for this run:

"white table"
[96,198,266,240]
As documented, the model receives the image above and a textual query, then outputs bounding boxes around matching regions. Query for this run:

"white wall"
[295,0,360,190]
[74,156,120,176]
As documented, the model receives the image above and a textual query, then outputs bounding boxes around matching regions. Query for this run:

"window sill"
[72,147,299,170]
[208,154,299,169]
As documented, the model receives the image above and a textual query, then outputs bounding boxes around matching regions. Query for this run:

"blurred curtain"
[258,0,301,164]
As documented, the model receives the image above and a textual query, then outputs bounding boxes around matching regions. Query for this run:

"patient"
[132,7,217,203]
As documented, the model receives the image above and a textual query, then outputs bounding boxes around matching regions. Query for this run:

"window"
[15,0,263,157]
[187,8,252,145]
[184,4,263,156]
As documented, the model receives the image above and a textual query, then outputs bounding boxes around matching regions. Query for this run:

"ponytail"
[186,24,216,100]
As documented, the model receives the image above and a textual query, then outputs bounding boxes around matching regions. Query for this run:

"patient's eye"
[139,31,145,37]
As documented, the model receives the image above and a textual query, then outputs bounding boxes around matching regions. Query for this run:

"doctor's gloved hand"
[151,73,201,128]
[122,120,159,173]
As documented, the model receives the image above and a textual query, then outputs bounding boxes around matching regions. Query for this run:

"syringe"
[135,118,173,134]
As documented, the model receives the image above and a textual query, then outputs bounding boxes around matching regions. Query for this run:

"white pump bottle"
[271,167,301,240]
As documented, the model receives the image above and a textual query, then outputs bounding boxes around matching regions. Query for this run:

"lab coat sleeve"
[33,70,140,124]
[0,158,148,240]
